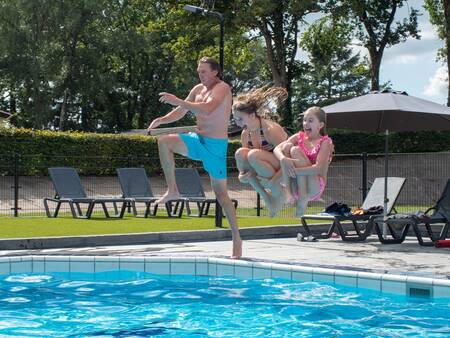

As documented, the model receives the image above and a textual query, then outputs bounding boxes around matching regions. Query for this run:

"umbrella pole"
[383,129,389,238]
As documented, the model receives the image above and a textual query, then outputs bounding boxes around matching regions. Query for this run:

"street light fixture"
[183,4,224,74]
[183,4,206,14]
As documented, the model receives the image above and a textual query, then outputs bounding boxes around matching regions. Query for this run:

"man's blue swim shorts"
[178,132,228,179]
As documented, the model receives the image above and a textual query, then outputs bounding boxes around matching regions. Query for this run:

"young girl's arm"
[273,134,297,160]
[274,134,298,178]
[240,129,249,148]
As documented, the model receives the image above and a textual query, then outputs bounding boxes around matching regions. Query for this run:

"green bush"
[328,130,450,154]
[1,126,449,176]
[0,128,159,175]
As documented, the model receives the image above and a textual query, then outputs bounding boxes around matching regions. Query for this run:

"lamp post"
[183,5,224,74]
[184,4,225,227]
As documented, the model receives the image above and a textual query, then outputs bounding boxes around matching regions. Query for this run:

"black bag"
[363,206,384,215]
[324,202,351,216]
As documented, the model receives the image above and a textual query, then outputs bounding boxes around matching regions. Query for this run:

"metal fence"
[0,151,449,218]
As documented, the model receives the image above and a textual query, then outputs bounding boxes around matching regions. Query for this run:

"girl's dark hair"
[232,86,288,122]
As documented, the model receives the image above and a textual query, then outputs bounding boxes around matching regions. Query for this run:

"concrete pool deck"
[1,230,449,280]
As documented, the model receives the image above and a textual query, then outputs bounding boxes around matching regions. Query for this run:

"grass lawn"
[1,205,422,239]
[0,213,301,239]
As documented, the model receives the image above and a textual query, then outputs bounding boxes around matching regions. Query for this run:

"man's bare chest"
[195,89,212,103]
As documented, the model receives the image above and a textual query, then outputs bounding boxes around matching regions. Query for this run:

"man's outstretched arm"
[147,88,198,130]
[159,83,230,115]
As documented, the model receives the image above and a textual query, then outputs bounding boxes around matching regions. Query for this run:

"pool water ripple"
[0,272,449,337]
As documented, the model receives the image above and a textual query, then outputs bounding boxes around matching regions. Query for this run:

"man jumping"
[147,56,242,259]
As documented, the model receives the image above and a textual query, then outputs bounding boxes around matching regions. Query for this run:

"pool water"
[0,272,449,337]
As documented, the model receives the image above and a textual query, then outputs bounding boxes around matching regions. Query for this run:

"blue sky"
[380,0,447,104]
[302,0,448,104]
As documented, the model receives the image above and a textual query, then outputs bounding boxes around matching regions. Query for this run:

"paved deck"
[1,234,449,280]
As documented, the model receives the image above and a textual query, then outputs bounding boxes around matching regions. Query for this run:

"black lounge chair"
[43,167,129,218]
[116,167,184,217]
[375,179,450,246]
[300,177,406,241]
[173,168,238,217]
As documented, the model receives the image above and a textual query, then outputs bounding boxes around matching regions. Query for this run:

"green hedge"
[0,128,160,175]
[0,126,449,176]
[328,130,450,154]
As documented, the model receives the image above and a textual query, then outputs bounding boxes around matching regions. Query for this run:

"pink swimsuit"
[297,131,333,201]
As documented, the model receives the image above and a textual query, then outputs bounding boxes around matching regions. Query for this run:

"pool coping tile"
[0,255,448,299]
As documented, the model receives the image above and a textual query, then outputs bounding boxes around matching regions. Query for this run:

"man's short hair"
[198,56,222,78]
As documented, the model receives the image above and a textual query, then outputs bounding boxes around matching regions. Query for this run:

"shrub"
[1,126,449,176]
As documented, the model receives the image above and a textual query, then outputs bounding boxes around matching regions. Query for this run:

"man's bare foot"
[295,199,309,217]
[238,171,254,184]
[155,191,181,204]
[230,238,242,259]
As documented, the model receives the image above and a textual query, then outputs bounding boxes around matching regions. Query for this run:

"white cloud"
[386,53,419,65]
[370,2,442,65]
[423,66,448,98]
[383,19,442,65]
[420,20,439,40]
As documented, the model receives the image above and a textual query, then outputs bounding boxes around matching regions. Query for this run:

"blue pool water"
[0,272,449,337]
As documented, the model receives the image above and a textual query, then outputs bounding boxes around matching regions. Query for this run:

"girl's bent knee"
[247,149,263,165]
[281,143,292,155]
[235,148,249,160]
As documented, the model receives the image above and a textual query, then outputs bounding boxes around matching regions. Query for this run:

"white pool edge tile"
[0,255,448,299]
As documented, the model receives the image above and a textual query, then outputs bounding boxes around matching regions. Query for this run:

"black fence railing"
[1,152,449,218]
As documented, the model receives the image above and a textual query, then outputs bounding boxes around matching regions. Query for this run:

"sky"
[302,0,448,105]
[380,0,447,104]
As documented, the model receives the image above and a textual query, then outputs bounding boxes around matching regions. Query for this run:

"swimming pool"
[0,256,449,337]
[1,270,449,337]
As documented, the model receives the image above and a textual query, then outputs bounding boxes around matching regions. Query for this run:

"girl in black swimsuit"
[232,87,288,217]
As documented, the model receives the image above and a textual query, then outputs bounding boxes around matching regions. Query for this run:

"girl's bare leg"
[275,143,297,204]
[289,147,320,217]
[280,162,294,203]
[247,149,284,216]
[235,148,254,184]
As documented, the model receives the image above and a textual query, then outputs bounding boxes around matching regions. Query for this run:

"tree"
[293,16,370,121]
[53,1,104,131]
[0,0,58,128]
[329,0,420,91]
[425,0,450,106]
[230,0,321,126]
[0,0,271,131]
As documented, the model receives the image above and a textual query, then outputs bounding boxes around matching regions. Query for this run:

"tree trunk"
[138,98,148,129]
[59,88,68,131]
[284,67,293,128]
[260,25,285,87]
[369,50,382,91]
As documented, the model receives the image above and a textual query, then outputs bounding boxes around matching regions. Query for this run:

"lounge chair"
[173,168,238,217]
[375,179,450,246]
[43,167,129,218]
[116,167,184,217]
[300,177,406,241]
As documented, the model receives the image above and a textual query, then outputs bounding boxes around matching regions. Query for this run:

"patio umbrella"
[322,90,450,231]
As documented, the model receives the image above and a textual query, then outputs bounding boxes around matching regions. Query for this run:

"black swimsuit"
[246,119,275,152]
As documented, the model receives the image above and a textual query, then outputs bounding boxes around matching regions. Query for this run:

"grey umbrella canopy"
[322,90,450,234]
[324,90,450,132]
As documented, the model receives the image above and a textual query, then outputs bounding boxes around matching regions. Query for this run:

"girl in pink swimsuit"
[273,106,334,217]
